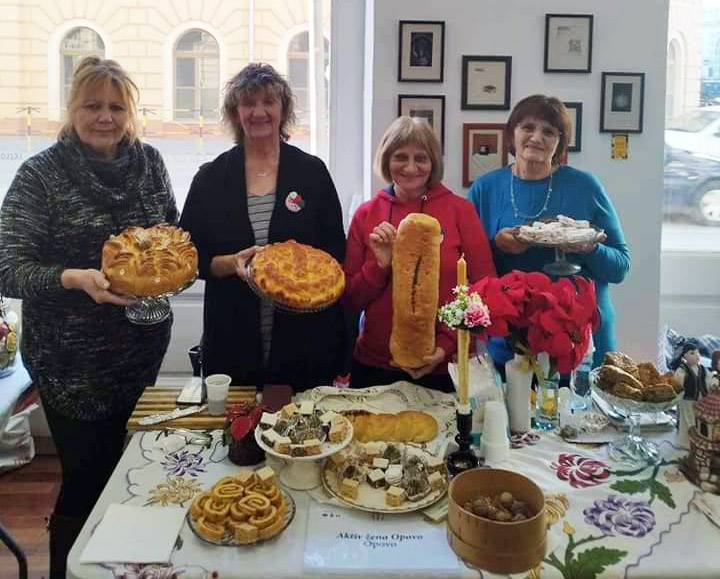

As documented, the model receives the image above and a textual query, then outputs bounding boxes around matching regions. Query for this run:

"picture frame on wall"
[462,123,509,187]
[600,72,645,133]
[461,56,512,110]
[563,101,583,152]
[544,14,593,73]
[398,20,445,82]
[398,94,446,151]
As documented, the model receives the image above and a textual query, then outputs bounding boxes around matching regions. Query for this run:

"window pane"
[175,88,194,118]
[177,30,218,53]
[176,58,195,88]
[61,27,104,51]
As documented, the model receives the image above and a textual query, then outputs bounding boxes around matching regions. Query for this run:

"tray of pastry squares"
[322,441,448,514]
[245,240,345,313]
[187,466,295,545]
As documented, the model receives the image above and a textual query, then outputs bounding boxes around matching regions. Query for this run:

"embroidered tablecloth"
[67,389,720,579]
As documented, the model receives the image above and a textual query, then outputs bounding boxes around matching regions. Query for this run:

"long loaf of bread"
[390,213,441,368]
[342,410,438,443]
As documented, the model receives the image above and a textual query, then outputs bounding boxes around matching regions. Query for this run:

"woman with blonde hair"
[344,116,495,390]
[0,56,177,578]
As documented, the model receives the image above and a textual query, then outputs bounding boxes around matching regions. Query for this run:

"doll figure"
[672,341,709,448]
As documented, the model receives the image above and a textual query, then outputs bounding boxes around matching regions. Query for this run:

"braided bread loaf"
[101,225,198,297]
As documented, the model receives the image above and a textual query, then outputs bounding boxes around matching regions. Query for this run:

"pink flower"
[551,453,610,489]
[464,300,491,329]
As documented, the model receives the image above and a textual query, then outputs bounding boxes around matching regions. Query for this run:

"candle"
[457,329,469,407]
[457,253,467,286]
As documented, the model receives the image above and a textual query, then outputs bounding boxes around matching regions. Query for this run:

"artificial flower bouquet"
[437,284,492,332]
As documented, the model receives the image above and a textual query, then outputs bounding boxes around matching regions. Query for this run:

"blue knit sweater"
[469,165,630,367]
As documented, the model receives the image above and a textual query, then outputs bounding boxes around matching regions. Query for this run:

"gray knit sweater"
[0,132,178,420]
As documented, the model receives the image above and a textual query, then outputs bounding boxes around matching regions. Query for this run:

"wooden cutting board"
[127,386,256,431]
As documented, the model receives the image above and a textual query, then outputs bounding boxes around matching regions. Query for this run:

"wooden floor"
[0,455,60,579]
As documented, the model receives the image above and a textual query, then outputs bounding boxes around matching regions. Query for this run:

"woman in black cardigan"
[179,63,346,391]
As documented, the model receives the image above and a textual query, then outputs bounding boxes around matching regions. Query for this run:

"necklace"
[509,166,553,220]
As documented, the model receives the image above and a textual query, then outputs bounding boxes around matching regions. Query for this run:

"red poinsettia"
[225,402,266,443]
[468,270,599,374]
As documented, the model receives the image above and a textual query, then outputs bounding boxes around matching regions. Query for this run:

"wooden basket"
[447,468,546,574]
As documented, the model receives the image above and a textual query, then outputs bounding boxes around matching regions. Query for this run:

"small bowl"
[447,468,546,575]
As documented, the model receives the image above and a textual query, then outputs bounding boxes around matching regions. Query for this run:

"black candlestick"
[447,410,480,475]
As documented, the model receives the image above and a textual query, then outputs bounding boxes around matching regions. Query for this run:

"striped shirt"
[248,191,276,365]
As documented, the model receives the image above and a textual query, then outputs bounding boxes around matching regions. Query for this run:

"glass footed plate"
[590,368,683,466]
[186,487,295,546]
[513,216,605,250]
[123,272,198,326]
[245,260,339,314]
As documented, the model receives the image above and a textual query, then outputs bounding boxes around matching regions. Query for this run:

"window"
[287,31,329,126]
[60,27,105,108]
[174,30,219,121]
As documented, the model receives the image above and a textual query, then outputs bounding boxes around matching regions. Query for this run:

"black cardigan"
[179,143,346,390]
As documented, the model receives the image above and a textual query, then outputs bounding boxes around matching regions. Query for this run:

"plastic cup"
[205,374,231,416]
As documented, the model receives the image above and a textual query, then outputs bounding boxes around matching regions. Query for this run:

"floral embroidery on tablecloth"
[145,476,203,506]
[583,495,656,537]
[511,431,541,449]
[108,562,210,578]
[663,468,686,483]
[551,453,610,488]
[545,493,570,525]
[161,450,207,477]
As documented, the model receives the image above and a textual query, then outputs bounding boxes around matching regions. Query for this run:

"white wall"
[369,0,669,362]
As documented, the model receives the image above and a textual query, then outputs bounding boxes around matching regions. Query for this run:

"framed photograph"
[544,14,593,73]
[398,94,446,150]
[600,72,645,133]
[462,123,509,187]
[398,21,445,82]
[563,101,583,152]
[461,56,512,110]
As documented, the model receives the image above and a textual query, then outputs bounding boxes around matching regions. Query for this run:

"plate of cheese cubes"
[254,400,353,460]
[321,441,448,514]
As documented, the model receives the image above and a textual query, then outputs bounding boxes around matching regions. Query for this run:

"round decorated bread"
[250,240,344,309]
[101,224,198,297]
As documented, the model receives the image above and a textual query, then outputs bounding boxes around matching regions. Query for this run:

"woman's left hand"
[402,347,446,380]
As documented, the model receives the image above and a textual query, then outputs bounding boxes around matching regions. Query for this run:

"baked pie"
[250,240,344,309]
[101,224,198,297]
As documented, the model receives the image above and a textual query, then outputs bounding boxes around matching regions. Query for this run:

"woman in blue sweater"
[469,95,630,368]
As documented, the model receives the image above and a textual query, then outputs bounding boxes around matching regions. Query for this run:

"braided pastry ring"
[194,516,226,542]
[211,482,244,502]
[248,505,278,529]
[203,498,230,523]
[190,491,212,520]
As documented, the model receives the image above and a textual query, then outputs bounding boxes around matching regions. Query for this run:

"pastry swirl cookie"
[250,240,344,309]
[101,224,198,297]
[188,466,292,545]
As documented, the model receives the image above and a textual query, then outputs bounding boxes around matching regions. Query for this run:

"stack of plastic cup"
[481,400,510,462]
[205,374,231,416]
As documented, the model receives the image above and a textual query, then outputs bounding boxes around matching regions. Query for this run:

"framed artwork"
[544,14,593,73]
[461,56,512,110]
[600,72,645,133]
[398,21,445,82]
[563,101,583,152]
[398,94,446,150]
[462,123,509,187]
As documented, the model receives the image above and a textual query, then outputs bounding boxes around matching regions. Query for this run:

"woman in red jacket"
[345,116,496,391]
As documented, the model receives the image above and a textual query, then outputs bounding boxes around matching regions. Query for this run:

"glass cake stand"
[590,369,683,466]
[123,274,197,325]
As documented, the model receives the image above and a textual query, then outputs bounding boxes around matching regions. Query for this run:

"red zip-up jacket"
[344,183,496,374]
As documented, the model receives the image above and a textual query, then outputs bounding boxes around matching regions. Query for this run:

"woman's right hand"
[60,269,135,306]
[210,246,260,280]
[495,227,529,255]
[368,221,396,269]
